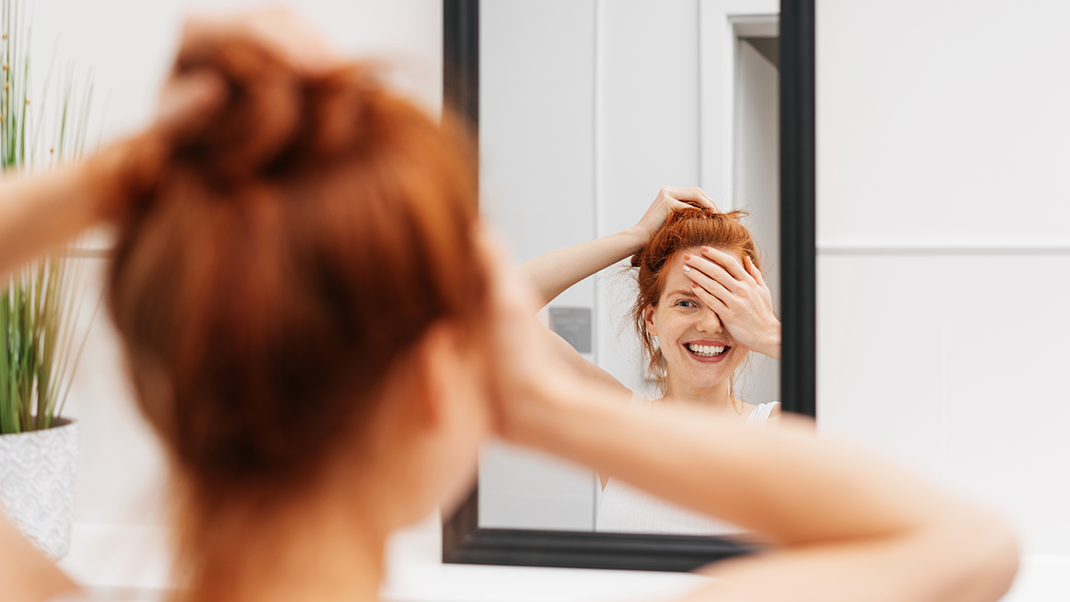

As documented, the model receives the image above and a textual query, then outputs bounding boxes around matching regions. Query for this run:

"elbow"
[981,512,1020,598]
[953,508,1021,601]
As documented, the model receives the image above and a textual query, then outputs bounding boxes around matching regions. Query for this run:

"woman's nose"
[696,307,724,332]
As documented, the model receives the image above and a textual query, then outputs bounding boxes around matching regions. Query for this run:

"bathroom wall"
[816,0,1070,596]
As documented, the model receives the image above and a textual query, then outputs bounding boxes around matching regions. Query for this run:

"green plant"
[0,0,98,434]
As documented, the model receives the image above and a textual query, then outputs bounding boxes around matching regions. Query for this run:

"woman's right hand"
[96,8,344,220]
[629,186,719,245]
[160,8,341,132]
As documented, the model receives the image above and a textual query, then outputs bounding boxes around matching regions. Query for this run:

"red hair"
[106,36,485,601]
[630,206,761,386]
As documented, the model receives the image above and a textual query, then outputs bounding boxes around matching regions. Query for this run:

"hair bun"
[171,36,304,184]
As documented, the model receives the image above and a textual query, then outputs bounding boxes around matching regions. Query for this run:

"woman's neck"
[661,376,737,412]
[190,488,388,602]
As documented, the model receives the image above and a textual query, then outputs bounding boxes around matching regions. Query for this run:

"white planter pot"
[0,418,79,560]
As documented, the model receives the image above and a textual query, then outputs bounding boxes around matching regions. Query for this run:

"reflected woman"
[518,188,781,533]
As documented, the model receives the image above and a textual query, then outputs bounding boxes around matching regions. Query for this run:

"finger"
[182,9,341,76]
[156,71,227,139]
[683,253,741,294]
[682,262,733,306]
[245,8,341,75]
[692,187,721,212]
[701,247,753,283]
[663,186,718,212]
[667,198,695,213]
[745,256,767,288]
[688,281,729,313]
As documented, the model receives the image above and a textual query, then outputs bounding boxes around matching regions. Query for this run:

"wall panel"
[818,0,1070,247]
[818,2,1070,574]
[478,0,599,530]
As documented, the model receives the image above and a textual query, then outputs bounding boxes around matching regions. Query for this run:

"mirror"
[443,0,815,570]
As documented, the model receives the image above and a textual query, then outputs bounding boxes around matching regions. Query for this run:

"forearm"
[0,131,163,281]
[519,382,973,546]
[0,514,79,602]
[0,164,100,279]
[516,228,645,306]
[686,517,1017,602]
[513,385,1017,600]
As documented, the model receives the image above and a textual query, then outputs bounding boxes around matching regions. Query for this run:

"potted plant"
[0,0,98,560]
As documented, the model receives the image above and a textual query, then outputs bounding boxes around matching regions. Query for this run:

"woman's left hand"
[681,247,781,360]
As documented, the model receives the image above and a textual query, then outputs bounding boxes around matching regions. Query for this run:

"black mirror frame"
[442,0,816,572]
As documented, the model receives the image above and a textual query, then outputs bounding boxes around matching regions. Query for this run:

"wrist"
[83,131,168,221]
[760,325,782,360]
[618,227,648,256]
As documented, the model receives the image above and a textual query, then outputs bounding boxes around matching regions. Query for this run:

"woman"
[0,9,1017,602]
[520,189,781,420]
[519,194,781,533]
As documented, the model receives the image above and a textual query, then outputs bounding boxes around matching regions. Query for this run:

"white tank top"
[595,398,780,536]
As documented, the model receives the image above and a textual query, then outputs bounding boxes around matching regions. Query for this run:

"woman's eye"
[675,300,695,308]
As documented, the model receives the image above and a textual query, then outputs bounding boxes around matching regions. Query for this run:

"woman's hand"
[629,187,719,246]
[95,8,344,220]
[682,246,781,360]
[158,8,342,136]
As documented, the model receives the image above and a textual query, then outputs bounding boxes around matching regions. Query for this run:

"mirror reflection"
[478,0,782,535]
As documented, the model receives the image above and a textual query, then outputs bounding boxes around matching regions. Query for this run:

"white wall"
[817,0,1070,598]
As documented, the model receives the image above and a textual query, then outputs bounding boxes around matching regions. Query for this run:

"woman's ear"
[411,321,488,433]
[411,322,463,428]
[643,303,658,337]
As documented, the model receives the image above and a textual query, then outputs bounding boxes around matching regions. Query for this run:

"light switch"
[549,307,592,354]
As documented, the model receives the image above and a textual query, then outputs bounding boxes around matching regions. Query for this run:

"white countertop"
[60,518,1069,602]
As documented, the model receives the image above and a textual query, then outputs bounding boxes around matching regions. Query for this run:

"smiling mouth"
[686,343,730,358]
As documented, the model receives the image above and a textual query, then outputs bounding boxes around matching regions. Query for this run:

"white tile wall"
[819,1,1070,591]
[818,1,1070,247]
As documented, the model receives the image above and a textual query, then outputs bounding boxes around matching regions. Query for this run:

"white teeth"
[687,344,725,357]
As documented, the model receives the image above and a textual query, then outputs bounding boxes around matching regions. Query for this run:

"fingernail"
[683,265,691,272]
[683,253,692,260]
[701,246,711,253]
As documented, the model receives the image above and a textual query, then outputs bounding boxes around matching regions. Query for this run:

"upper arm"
[542,326,631,398]
[0,515,79,602]
[542,325,630,491]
